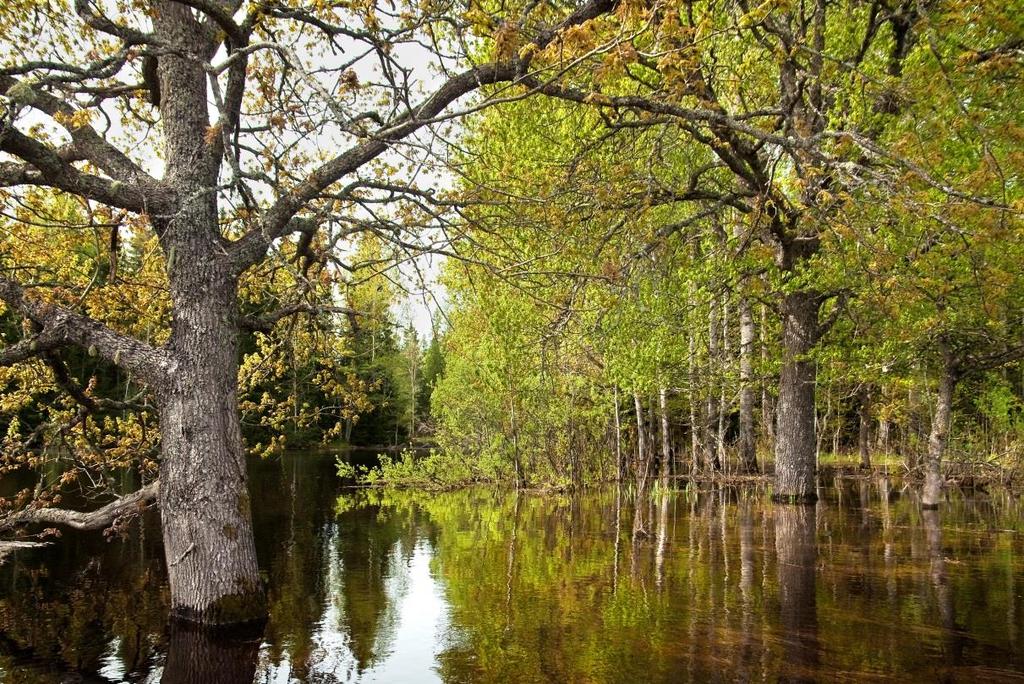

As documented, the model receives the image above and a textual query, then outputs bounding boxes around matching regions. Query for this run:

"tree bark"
[738,298,758,473]
[774,290,820,504]
[922,356,957,509]
[159,278,264,624]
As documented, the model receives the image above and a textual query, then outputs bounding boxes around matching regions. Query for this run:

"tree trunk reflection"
[775,505,819,682]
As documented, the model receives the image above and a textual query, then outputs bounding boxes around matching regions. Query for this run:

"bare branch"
[0,481,158,533]
[240,302,361,333]
[0,128,174,215]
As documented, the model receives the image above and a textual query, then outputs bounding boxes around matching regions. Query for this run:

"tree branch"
[240,302,362,333]
[0,75,157,186]
[0,330,64,366]
[0,277,174,386]
[229,0,620,272]
[0,128,175,215]
[0,481,158,533]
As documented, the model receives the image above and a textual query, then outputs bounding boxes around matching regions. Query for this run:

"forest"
[0,0,1022,680]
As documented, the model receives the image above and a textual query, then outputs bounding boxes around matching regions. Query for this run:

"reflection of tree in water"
[6,476,1024,682]
[333,496,418,673]
[161,622,261,684]
[0,521,168,679]
[252,453,336,678]
[922,508,967,673]
[775,504,819,683]
[255,456,428,680]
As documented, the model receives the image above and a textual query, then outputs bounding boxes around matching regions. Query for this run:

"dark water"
[2,454,1024,682]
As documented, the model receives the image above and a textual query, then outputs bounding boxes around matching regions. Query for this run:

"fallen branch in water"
[0,481,159,534]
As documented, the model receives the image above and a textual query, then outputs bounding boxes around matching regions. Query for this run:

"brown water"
[1,453,1024,682]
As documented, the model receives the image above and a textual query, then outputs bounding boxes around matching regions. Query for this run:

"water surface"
[2,453,1023,682]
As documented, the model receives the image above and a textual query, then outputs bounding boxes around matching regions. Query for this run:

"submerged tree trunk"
[738,298,758,473]
[923,356,958,509]
[774,290,821,504]
[159,264,264,624]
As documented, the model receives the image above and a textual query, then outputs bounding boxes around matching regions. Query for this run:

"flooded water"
[2,453,1024,682]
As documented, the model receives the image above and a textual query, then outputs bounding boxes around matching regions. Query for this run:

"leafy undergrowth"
[338,449,488,490]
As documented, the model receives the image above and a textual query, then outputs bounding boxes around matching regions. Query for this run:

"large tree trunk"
[922,358,957,509]
[152,3,265,625]
[159,276,264,624]
[774,290,820,504]
[738,298,758,473]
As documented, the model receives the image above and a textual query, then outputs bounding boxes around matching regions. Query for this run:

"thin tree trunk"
[761,304,777,454]
[923,355,957,509]
[774,290,820,504]
[707,297,722,472]
[614,386,624,482]
[509,401,525,490]
[659,387,672,488]
[688,330,702,476]
[718,298,729,469]
[738,298,758,473]
[633,392,650,535]
[858,387,872,469]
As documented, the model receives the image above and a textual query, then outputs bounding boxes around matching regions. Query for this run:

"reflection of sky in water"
[256,535,447,683]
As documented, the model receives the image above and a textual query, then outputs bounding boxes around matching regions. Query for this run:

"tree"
[0,0,620,624]
[442,0,1020,503]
